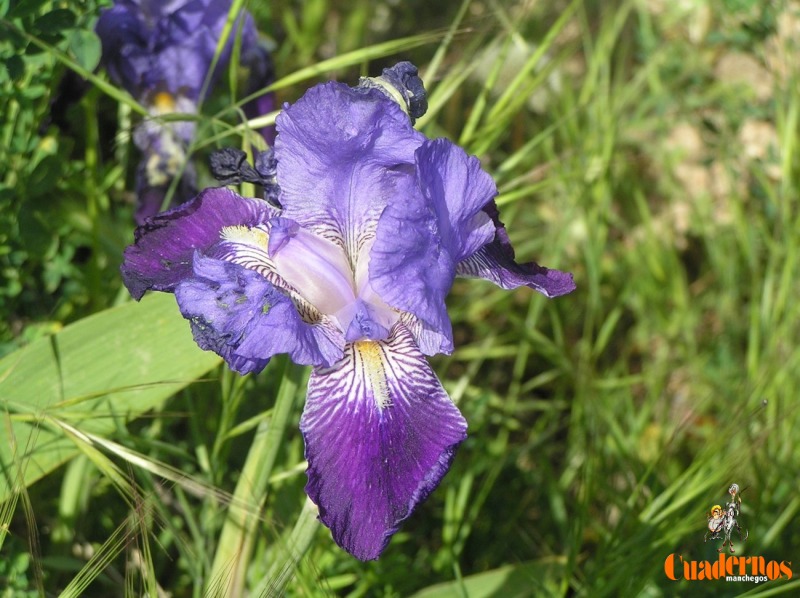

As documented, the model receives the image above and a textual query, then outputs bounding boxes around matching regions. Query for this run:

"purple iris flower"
[121,63,575,560]
[96,0,274,223]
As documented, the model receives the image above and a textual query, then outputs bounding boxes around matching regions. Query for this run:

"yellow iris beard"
[153,91,177,113]
[354,340,392,409]
[220,225,269,249]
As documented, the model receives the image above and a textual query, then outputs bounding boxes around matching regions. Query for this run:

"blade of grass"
[206,358,306,597]
[254,497,320,597]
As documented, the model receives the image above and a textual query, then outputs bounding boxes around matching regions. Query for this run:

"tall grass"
[1,0,799,596]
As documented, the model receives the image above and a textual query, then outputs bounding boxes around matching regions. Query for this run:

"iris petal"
[175,254,344,372]
[300,324,467,560]
[275,82,424,258]
[121,188,276,300]
[370,139,496,354]
[97,0,264,101]
[95,5,148,94]
[267,217,357,321]
[456,201,576,297]
[342,299,393,342]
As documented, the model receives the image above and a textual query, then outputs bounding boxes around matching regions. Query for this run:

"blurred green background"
[1,0,798,596]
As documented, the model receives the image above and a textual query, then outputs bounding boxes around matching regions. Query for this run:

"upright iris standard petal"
[370,139,497,354]
[300,325,467,561]
[456,201,576,297]
[275,82,424,254]
[122,188,275,299]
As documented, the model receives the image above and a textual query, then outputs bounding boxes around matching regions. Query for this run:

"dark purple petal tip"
[208,148,281,208]
[456,200,577,297]
[121,187,273,300]
[357,61,428,122]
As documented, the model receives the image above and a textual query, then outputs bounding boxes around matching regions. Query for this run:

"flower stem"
[206,357,306,596]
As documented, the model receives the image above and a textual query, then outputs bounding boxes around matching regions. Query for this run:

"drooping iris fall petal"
[300,325,467,560]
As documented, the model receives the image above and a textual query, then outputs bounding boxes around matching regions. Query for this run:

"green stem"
[84,90,102,310]
[206,358,306,596]
[252,498,320,596]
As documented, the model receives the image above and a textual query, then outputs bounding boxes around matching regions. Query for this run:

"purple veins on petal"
[175,254,344,373]
[300,324,467,560]
[274,82,424,250]
[121,187,275,300]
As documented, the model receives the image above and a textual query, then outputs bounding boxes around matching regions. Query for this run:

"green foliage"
[0,546,40,597]
[1,0,800,596]
[0,0,108,354]
[0,292,220,502]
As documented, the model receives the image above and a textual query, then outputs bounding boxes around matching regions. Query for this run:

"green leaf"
[25,152,60,196]
[0,293,221,503]
[409,561,565,598]
[6,53,23,80]
[7,0,47,20]
[16,201,51,256]
[67,28,101,72]
[32,8,76,34]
